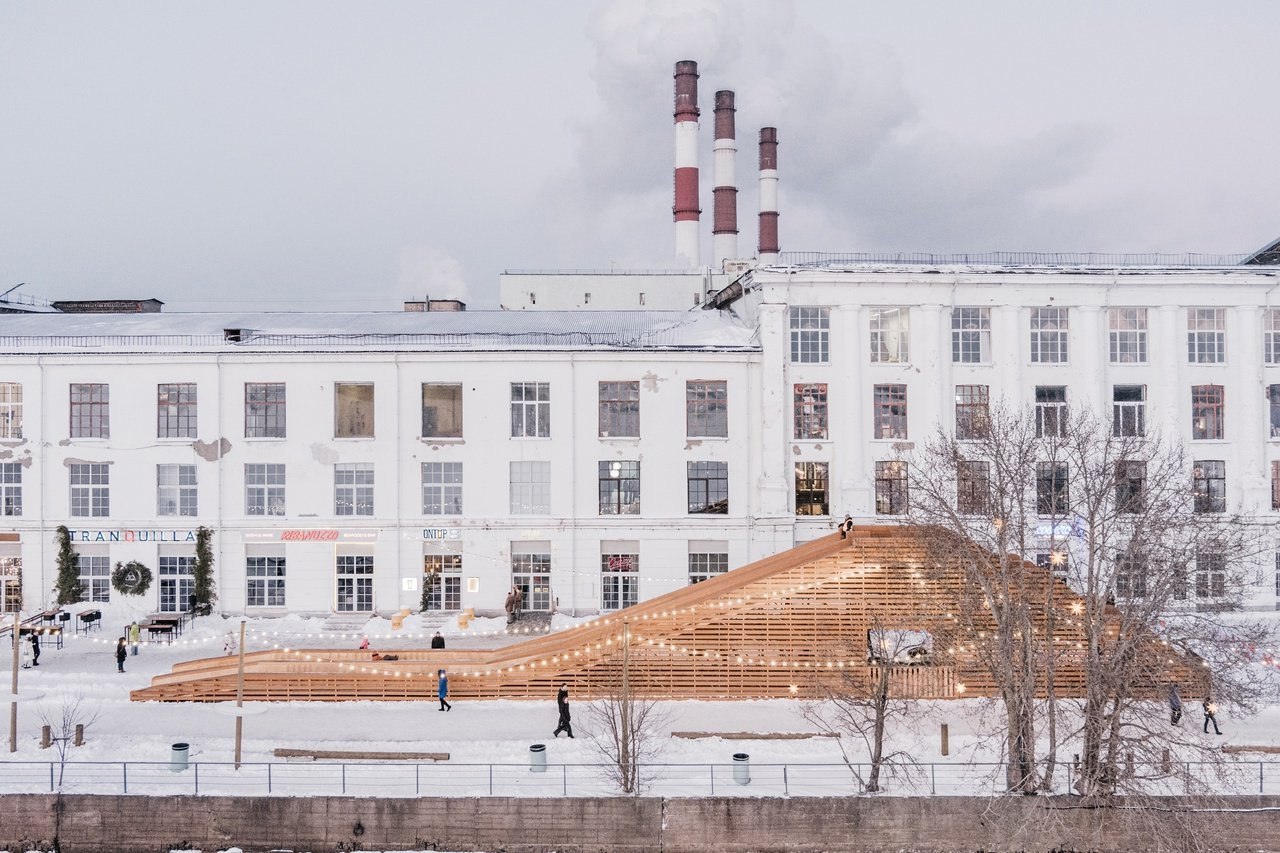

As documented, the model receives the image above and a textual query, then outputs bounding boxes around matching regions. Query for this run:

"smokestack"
[673,60,701,268]
[712,90,738,269]
[757,127,779,264]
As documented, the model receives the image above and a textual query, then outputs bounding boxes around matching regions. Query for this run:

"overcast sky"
[3,0,1278,311]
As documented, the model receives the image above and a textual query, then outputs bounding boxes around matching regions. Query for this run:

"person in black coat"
[553,684,574,738]
[30,632,40,667]
[115,637,128,673]
[1203,695,1221,735]
[430,631,445,649]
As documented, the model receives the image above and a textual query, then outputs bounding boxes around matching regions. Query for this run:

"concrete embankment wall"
[2,794,1279,852]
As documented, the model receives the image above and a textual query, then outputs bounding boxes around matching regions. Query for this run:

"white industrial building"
[5,257,1280,617]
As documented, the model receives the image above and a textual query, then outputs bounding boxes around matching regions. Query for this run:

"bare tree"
[38,692,100,788]
[583,678,669,795]
[908,399,1277,800]
[802,621,922,793]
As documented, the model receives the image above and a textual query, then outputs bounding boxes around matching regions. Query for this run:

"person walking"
[430,631,445,649]
[504,588,517,625]
[129,621,140,656]
[437,668,451,711]
[115,637,128,673]
[553,684,574,738]
[1168,683,1182,726]
[1203,695,1221,735]
[29,632,40,667]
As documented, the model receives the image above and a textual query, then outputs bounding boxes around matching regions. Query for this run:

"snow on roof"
[0,309,760,354]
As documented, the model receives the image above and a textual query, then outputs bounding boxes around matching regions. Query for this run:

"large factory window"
[422,384,463,438]
[334,383,374,438]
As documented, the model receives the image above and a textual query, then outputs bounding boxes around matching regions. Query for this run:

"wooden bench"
[273,748,449,762]
[76,609,102,634]
[672,731,840,740]
[145,622,175,644]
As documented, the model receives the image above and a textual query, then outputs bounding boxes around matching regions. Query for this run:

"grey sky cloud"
[2,0,1277,311]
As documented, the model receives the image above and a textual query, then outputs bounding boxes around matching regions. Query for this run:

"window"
[1036,549,1069,579]
[1269,385,1280,439]
[956,460,989,515]
[157,383,197,439]
[334,463,374,516]
[1191,385,1224,440]
[687,461,728,514]
[1108,308,1148,364]
[510,382,550,438]
[601,551,639,611]
[156,464,197,517]
[599,460,640,515]
[0,463,21,517]
[245,463,285,516]
[795,462,829,516]
[1036,462,1068,516]
[0,383,23,439]
[793,384,828,440]
[77,554,110,603]
[246,556,286,607]
[686,381,728,437]
[1035,386,1067,438]
[790,306,830,363]
[1193,460,1226,513]
[335,554,374,612]
[1272,461,1280,511]
[334,383,374,438]
[688,549,729,584]
[1267,309,1280,364]
[873,384,908,440]
[245,383,286,438]
[423,554,462,610]
[875,461,908,515]
[1187,308,1225,363]
[69,383,109,439]
[422,462,463,515]
[1195,553,1226,599]
[1,557,21,613]
[1115,461,1145,514]
[955,385,990,440]
[869,307,909,363]
[598,382,640,438]
[511,549,551,611]
[509,461,550,514]
[422,384,463,438]
[158,555,195,613]
[1115,553,1147,599]
[1029,307,1068,364]
[69,463,109,517]
[1112,385,1146,437]
[951,307,990,364]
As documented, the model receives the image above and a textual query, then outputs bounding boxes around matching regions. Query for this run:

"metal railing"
[2,759,1275,798]
[776,251,1262,269]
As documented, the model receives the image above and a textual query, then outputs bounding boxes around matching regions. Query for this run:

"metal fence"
[2,759,1277,798]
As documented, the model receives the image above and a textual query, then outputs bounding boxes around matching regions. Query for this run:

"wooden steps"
[132,526,1205,704]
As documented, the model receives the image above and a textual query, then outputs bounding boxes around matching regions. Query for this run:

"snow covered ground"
[4,601,1280,801]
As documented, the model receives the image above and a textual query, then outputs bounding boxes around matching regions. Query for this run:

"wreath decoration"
[111,560,153,597]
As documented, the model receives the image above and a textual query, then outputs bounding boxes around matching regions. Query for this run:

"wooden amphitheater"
[131,526,1206,704]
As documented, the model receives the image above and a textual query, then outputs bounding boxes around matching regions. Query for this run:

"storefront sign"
[243,529,377,542]
[67,529,196,543]
[422,528,460,540]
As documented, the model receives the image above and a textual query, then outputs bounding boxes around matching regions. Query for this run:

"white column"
[1073,306,1106,414]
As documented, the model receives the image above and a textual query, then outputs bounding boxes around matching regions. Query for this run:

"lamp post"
[234,619,246,769]
[9,607,18,752]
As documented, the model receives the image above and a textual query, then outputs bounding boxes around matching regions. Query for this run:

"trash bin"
[529,743,547,773]
[170,742,190,772]
[732,752,750,785]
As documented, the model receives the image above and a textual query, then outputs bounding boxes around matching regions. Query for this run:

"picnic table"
[76,608,102,634]
[142,613,184,644]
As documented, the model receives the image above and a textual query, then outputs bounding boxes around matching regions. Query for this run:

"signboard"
[243,529,378,542]
[66,529,196,543]
[422,528,461,540]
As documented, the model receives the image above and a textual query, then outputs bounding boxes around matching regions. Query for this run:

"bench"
[273,748,450,762]
[145,623,175,644]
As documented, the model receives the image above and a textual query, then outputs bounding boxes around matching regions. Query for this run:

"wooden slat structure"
[132,526,1206,704]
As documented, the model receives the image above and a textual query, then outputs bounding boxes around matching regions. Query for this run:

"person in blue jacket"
[437,668,451,712]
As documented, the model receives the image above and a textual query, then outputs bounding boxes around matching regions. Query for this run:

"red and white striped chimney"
[673,60,701,268]
[757,127,780,264]
[712,90,738,269]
